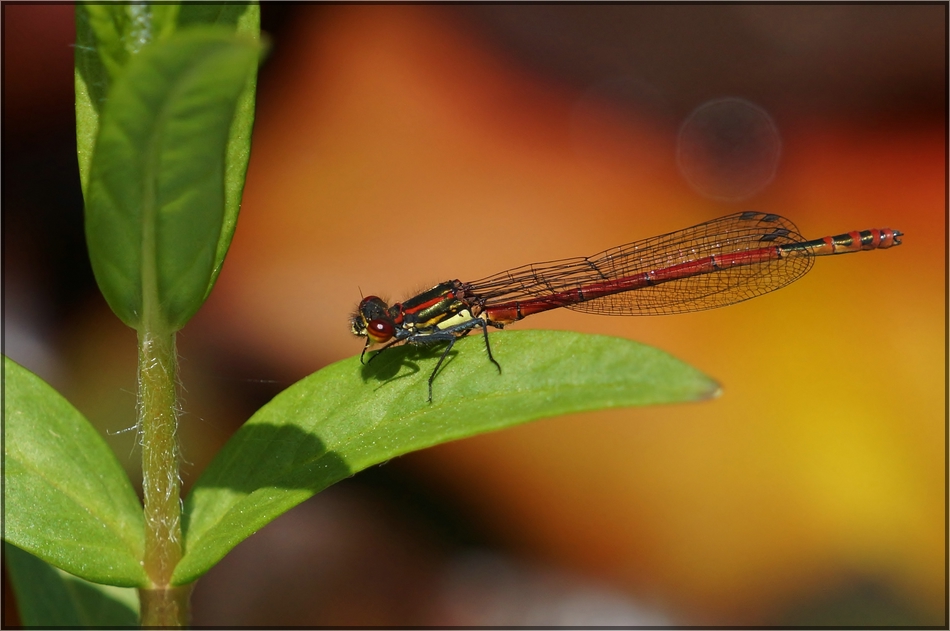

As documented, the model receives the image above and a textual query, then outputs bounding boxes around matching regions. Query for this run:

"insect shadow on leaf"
[359,342,458,391]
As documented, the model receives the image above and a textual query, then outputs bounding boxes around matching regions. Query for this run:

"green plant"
[2,4,718,627]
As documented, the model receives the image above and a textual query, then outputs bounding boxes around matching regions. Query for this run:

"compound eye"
[367,318,395,343]
[359,295,381,309]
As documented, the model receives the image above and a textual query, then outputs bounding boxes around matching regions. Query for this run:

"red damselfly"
[351,211,902,401]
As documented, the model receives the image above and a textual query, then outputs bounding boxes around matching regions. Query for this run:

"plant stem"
[139,584,193,627]
[137,329,189,625]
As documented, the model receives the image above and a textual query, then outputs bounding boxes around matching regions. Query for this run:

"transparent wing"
[468,212,814,316]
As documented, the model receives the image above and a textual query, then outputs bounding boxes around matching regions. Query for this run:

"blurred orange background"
[3,4,945,626]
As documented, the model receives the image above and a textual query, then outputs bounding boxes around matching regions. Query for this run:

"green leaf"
[74,3,259,200]
[2,357,147,587]
[84,29,261,332]
[5,542,138,627]
[174,330,718,583]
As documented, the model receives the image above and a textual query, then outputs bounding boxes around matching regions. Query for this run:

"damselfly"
[351,211,902,401]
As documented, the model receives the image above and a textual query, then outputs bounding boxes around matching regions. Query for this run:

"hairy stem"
[137,330,188,625]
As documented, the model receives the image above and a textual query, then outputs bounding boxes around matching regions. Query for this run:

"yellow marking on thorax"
[435,309,475,331]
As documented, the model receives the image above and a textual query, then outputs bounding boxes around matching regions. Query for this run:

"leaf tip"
[704,381,724,401]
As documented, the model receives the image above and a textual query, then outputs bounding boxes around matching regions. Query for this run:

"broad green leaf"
[5,543,138,627]
[84,29,260,332]
[75,4,260,262]
[2,357,147,587]
[174,330,718,583]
